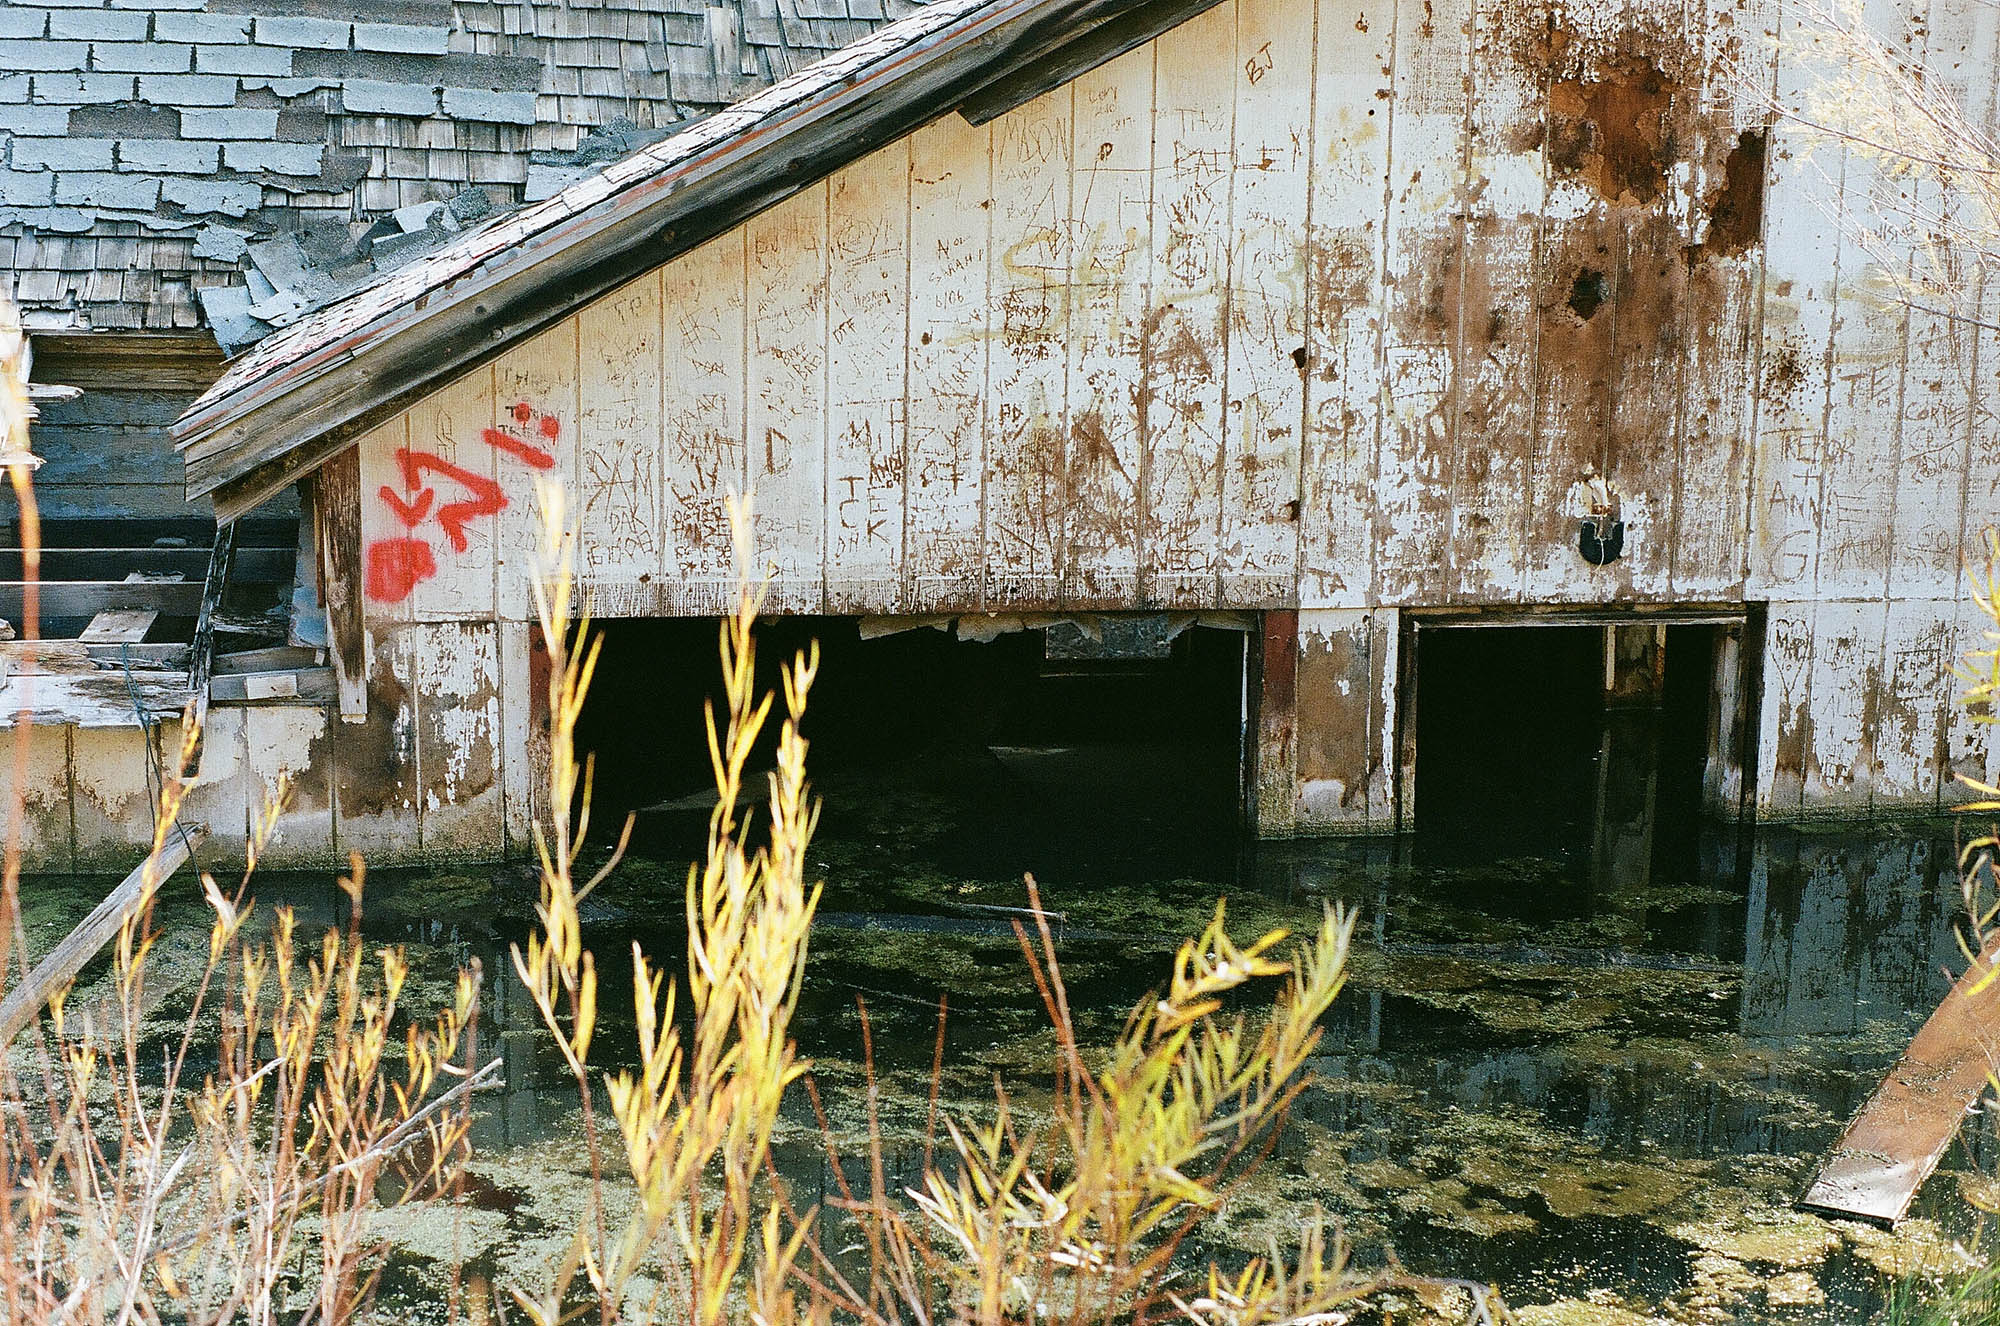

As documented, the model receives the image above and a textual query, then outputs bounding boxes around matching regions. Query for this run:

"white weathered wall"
[273,0,2000,854]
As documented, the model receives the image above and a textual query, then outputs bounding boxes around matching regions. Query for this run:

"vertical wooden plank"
[745,182,829,612]
[1442,0,1544,604]
[1299,0,1394,610]
[311,445,368,720]
[1948,293,2000,797]
[242,705,338,866]
[332,622,424,866]
[496,619,544,856]
[577,272,666,612]
[178,708,247,871]
[1704,623,1749,815]
[1893,0,1995,607]
[1874,597,1953,813]
[1945,0,2000,801]
[904,111,991,612]
[1747,4,1842,600]
[1804,598,1883,815]
[413,621,504,859]
[825,148,910,614]
[984,86,1074,609]
[662,229,748,615]
[1293,608,1375,832]
[1221,0,1313,606]
[1816,0,1918,608]
[1758,601,1815,818]
[1145,3,1234,608]
[1366,609,1400,828]
[1063,46,1151,609]
[405,367,501,623]
[1372,0,1466,606]
[493,319,581,623]
[1254,608,1298,835]
[1816,224,1907,604]
[1672,0,1771,599]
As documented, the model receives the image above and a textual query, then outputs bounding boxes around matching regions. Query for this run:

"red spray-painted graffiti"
[365,403,561,603]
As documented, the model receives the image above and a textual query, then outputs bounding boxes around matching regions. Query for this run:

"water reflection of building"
[1252,821,1973,1164]
[1740,829,1964,1040]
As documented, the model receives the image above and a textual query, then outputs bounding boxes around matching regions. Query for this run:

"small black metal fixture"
[1579,515,1624,565]
[1571,465,1625,566]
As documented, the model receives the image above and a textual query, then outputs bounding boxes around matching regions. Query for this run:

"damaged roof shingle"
[0,0,928,344]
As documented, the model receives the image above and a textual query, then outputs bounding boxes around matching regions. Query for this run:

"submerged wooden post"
[1799,934,2000,1227]
[0,825,206,1047]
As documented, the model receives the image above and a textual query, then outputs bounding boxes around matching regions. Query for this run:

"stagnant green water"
[22,753,1997,1323]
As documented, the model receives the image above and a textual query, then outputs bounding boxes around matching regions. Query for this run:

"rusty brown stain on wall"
[1306,223,1377,365]
[1764,342,1809,399]
[1700,129,1768,259]
[1549,54,1677,206]
[336,658,415,820]
[289,717,335,817]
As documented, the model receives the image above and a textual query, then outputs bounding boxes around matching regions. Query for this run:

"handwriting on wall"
[365,403,560,603]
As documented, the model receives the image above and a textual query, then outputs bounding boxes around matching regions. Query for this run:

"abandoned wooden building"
[0,0,921,867]
[7,0,2000,869]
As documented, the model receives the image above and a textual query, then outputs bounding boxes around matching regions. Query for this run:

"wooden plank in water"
[0,826,206,1047]
[1799,936,2000,1227]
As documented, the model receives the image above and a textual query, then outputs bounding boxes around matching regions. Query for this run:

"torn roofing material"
[0,0,924,337]
[171,0,1222,521]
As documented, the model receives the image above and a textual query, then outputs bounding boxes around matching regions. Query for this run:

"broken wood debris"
[78,609,158,645]
[1798,935,2000,1227]
[181,525,233,779]
[207,668,336,704]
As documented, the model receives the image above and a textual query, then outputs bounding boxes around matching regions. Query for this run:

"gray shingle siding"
[1,0,929,336]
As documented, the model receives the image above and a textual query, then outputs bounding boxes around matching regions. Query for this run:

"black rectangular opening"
[1410,619,1732,895]
[574,615,1249,886]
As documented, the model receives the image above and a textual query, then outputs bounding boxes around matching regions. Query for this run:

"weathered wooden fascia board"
[30,334,224,394]
[173,0,1181,522]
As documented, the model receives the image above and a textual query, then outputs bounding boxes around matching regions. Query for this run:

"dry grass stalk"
[509,485,818,1326]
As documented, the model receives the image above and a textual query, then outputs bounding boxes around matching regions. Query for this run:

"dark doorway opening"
[1411,620,1728,902]
[1414,624,1605,861]
[574,616,1250,888]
